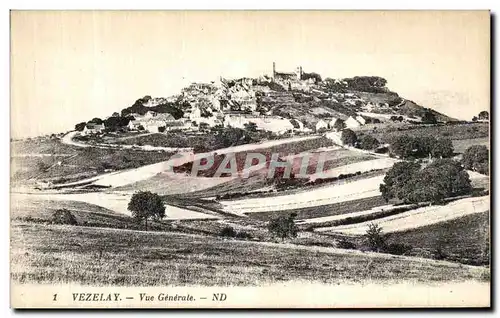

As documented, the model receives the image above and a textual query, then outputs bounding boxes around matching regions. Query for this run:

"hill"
[96,71,456,131]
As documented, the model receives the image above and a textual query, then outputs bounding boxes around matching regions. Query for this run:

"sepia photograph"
[9,10,491,308]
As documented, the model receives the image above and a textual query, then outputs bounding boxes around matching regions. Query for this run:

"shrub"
[358,135,380,150]
[434,247,448,260]
[364,223,387,252]
[75,122,86,131]
[337,238,357,249]
[463,145,489,175]
[333,119,346,131]
[51,209,78,225]
[385,243,413,255]
[268,214,298,241]
[219,226,237,237]
[422,110,437,124]
[341,129,357,146]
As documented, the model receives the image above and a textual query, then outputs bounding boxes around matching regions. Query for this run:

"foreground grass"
[11,222,489,286]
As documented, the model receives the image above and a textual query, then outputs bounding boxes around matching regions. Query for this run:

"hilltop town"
[74,63,455,139]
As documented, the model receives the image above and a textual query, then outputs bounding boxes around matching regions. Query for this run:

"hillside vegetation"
[11,222,489,286]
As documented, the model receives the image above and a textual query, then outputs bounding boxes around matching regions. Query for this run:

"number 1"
[53,294,57,301]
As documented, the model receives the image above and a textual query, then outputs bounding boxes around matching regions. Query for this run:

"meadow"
[11,222,489,286]
[364,122,489,144]
[386,211,490,266]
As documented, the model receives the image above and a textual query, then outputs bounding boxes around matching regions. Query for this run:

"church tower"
[296,66,303,80]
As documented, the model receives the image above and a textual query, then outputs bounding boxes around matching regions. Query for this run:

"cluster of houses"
[79,63,373,137]
[81,123,105,136]
[313,115,366,132]
[127,111,193,133]
[79,107,369,137]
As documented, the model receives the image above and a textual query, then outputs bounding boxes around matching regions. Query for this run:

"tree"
[52,209,78,225]
[414,136,434,157]
[214,128,252,148]
[128,191,166,231]
[75,122,86,131]
[267,214,298,241]
[343,76,388,93]
[421,110,437,124]
[244,122,258,132]
[380,161,421,202]
[472,116,478,122]
[364,223,387,252]
[478,111,489,120]
[358,135,380,150]
[380,159,472,204]
[463,145,489,175]
[333,119,346,131]
[390,135,419,159]
[341,129,357,146]
[88,117,103,124]
[431,138,454,158]
[403,159,472,204]
[389,135,453,159]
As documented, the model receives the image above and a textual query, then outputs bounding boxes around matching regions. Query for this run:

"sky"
[11,10,490,138]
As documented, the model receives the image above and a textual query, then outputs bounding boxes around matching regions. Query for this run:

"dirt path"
[61,131,192,152]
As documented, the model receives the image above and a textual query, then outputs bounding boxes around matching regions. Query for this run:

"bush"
[385,243,413,255]
[219,226,237,237]
[75,122,86,131]
[390,135,453,159]
[463,145,489,175]
[51,209,78,225]
[268,214,298,241]
[364,223,387,252]
[341,129,357,146]
[337,238,357,249]
[358,135,380,150]
[219,226,252,239]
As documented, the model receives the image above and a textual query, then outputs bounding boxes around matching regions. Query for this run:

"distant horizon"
[11,11,490,138]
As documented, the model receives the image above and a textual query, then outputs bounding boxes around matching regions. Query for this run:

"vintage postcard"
[10,10,490,308]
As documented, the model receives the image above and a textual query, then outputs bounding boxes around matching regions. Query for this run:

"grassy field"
[11,137,77,155]
[177,151,382,201]
[10,195,174,232]
[247,196,387,221]
[174,137,335,177]
[364,123,489,144]
[115,132,216,148]
[385,211,490,266]
[452,137,489,154]
[11,222,489,286]
[115,174,232,196]
[11,138,174,185]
